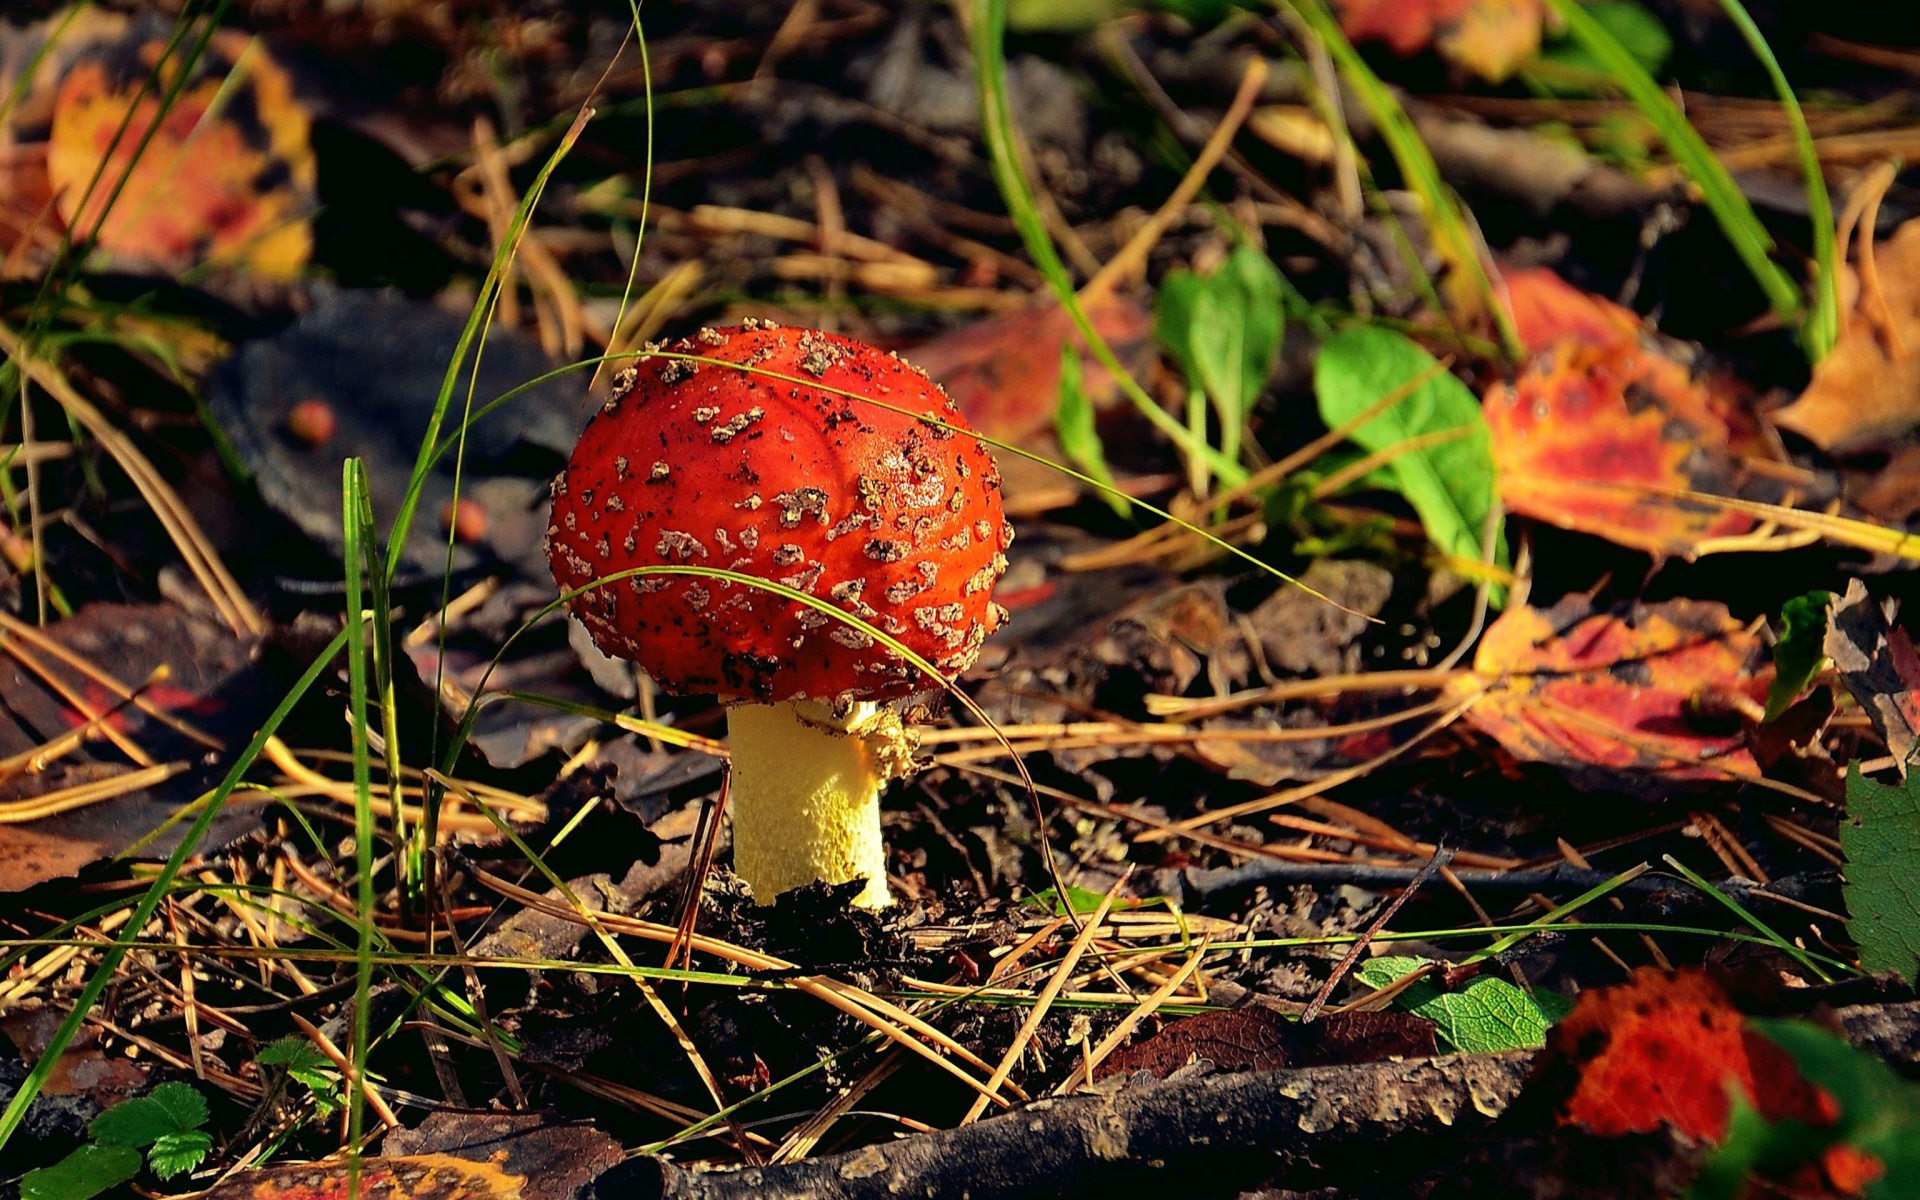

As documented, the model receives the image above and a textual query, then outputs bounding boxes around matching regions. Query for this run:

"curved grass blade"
[1714,0,1836,361]
[1661,854,1834,982]
[1541,0,1806,342]
[341,460,379,1182]
[1286,0,1523,360]
[973,0,1242,482]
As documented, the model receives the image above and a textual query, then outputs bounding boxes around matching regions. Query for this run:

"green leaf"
[144,1082,207,1132]
[258,1035,327,1070]
[21,1144,143,1200]
[1751,1018,1920,1197]
[1766,590,1832,721]
[1022,885,1145,915]
[1842,763,1920,985]
[146,1131,213,1181]
[1355,956,1566,1053]
[89,1083,205,1149]
[1155,246,1283,468]
[1693,1019,1920,1200]
[1539,2,1672,80]
[1053,342,1124,515]
[1314,327,1505,572]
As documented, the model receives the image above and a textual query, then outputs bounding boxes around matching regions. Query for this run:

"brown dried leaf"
[1773,219,1920,452]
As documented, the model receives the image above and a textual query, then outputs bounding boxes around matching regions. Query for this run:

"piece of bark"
[631,1051,1534,1200]
[620,1001,1920,1200]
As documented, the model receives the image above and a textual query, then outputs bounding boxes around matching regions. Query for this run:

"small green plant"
[1314,326,1505,573]
[1766,589,1833,720]
[22,1082,212,1200]
[1154,243,1285,489]
[258,1035,345,1117]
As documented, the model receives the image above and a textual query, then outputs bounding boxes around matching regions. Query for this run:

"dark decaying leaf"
[1097,1005,1436,1080]
[1824,579,1920,774]
[207,288,585,578]
[383,1114,623,1200]
[0,603,279,890]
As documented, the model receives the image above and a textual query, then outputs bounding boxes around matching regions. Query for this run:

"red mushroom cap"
[547,321,1011,704]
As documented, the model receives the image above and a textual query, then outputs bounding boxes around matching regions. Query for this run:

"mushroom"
[546,322,1011,908]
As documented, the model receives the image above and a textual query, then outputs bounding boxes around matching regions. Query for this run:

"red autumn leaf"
[1540,969,1836,1141]
[46,25,316,277]
[906,294,1151,446]
[1330,0,1543,82]
[1485,268,1756,557]
[202,1154,526,1200]
[1447,594,1767,779]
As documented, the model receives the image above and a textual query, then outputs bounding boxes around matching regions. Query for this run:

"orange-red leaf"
[1540,969,1835,1142]
[46,26,316,277]
[1486,269,1755,556]
[1449,595,1767,778]
[907,294,1151,446]
[1331,0,1543,81]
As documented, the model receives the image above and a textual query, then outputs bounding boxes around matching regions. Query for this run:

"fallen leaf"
[1448,594,1768,781]
[1330,0,1544,82]
[383,1115,623,1200]
[0,603,276,891]
[1772,218,1920,452]
[1485,268,1755,557]
[3,1012,148,1108]
[1536,972,1915,1198]
[1841,762,1920,986]
[1823,579,1920,773]
[206,290,583,578]
[1537,968,1834,1143]
[1099,1006,1293,1080]
[45,17,317,277]
[907,294,1151,447]
[202,1155,527,1200]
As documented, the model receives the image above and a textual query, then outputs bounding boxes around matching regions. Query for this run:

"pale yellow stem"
[726,699,914,909]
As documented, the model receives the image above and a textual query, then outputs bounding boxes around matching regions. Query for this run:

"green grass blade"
[1661,854,1835,982]
[1714,0,1836,361]
[0,626,350,1153]
[383,109,591,584]
[1541,0,1806,340]
[973,0,1243,482]
[341,460,378,1179]
[1288,0,1524,361]
[1461,863,1650,965]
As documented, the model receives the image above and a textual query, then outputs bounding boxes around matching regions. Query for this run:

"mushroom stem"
[725,699,915,909]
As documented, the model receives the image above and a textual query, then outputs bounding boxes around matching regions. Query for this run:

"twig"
[1079,57,1269,303]
[1301,850,1451,1023]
